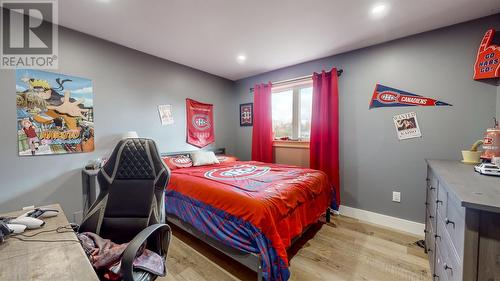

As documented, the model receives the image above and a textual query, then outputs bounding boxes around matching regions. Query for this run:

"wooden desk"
[0,204,99,281]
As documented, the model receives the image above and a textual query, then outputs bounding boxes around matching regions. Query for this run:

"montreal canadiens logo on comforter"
[204,164,271,180]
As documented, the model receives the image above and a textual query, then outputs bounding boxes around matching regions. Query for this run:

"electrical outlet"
[392,191,401,203]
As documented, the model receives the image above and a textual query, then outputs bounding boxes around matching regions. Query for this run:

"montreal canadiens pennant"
[369,84,452,109]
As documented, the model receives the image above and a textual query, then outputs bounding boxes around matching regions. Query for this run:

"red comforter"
[167,161,333,266]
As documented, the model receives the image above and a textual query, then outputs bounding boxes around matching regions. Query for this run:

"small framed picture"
[393,112,422,140]
[240,103,253,126]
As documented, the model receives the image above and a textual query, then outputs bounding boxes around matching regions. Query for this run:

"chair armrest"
[121,223,171,281]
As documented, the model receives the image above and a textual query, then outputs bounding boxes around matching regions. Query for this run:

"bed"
[162,149,334,281]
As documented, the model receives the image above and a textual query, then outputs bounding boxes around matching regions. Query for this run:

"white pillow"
[190,151,220,166]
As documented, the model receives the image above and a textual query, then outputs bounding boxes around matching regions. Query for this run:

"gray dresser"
[425,160,500,281]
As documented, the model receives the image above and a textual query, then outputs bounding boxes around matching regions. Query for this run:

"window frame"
[271,80,313,141]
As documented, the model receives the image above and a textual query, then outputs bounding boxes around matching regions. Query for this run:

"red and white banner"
[186,98,214,148]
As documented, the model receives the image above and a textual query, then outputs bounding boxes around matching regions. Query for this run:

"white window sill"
[273,140,310,149]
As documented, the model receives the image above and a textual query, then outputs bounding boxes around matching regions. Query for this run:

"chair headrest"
[102,138,166,181]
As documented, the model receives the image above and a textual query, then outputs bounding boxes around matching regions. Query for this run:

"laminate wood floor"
[159,215,431,281]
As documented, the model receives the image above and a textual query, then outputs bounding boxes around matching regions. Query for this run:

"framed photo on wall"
[393,112,422,140]
[240,103,253,126]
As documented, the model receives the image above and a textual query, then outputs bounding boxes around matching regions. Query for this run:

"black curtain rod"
[250,69,343,92]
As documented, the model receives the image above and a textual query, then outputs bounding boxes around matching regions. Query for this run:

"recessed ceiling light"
[236,54,246,64]
[371,3,389,17]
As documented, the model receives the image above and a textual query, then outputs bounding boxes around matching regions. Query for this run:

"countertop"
[427,159,500,213]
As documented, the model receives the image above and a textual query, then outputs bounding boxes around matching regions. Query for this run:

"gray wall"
[0,27,236,220]
[233,14,500,223]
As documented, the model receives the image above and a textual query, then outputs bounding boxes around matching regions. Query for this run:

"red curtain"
[252,82,273,163]
[310,68,340,209]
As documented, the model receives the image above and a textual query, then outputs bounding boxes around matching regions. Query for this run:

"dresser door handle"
[445,218,455,227]
[429,215,434,219]
[427,248,433,252]
[434,234,441,240]
[432,273,439,280]
[436,200,443,205]
[429,186,436,190]
[444,263,452,271]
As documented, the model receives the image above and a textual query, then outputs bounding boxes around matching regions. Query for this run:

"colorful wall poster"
[158,104,174,125]
[369,84,451,109]
[393,112,422,140]
[186,98,214,148]
[16,69,94,156]
[473,29,500,80]
[239,103,253,126]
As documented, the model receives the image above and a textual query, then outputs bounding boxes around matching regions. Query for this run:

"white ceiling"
[54,0,500,80]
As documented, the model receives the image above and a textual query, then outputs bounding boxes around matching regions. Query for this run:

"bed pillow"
[162,155,193,170]
[190,151,220,166]
[216,154,239,163]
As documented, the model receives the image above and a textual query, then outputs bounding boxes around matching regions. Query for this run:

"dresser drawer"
[436,182,447,215]
[425,212,436,274]
[436,218,463,281]
[427,167,438,193]
[436,186,465,258]
[443,197,465,258]
[427,206,437,231]
[427,190,438,218]
[435,246,449,281]
[427,179,438,217]
[425,209,436,251]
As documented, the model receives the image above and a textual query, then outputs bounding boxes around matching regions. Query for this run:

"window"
[299,87,312,139]
[271,82,313,140]
[271,90,293,139]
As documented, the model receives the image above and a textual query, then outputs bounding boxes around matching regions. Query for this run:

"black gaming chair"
[79,138,171,281]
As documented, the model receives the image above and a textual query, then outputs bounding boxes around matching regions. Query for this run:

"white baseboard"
[338,205,425,237]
